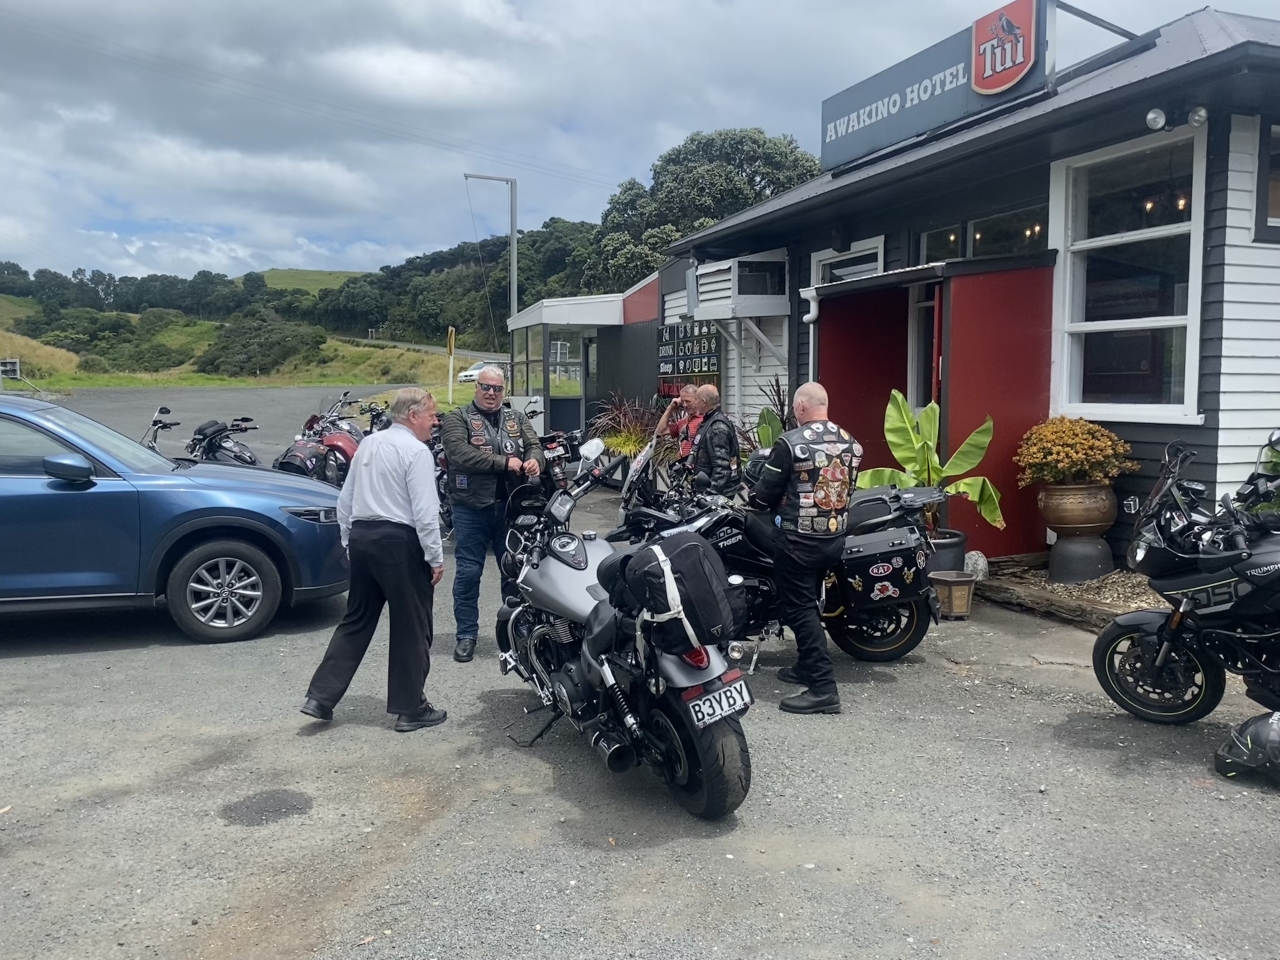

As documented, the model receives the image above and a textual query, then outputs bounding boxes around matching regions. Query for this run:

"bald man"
[688,384,741,496]
[749,381,862,715]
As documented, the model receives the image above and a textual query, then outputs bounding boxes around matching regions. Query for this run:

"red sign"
[971,0,1037,96]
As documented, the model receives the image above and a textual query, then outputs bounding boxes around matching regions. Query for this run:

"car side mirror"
[44,453,94,482]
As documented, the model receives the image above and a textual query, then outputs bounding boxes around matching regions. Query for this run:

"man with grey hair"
[440,364,544,663]
[301,387,447,732]
[689,383,741,495]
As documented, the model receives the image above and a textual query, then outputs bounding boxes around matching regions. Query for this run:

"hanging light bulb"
[1177,196,1187,211]
[1144,199,1155,213]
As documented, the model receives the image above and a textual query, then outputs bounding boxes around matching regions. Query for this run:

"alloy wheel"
[185,557,264,629]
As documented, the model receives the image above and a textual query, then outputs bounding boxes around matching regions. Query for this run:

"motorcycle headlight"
[282,506,339,524]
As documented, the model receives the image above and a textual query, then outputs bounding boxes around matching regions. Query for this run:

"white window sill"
[1055,404,1205,426]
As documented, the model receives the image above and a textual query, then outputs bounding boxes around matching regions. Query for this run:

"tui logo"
[972,0,1037,96]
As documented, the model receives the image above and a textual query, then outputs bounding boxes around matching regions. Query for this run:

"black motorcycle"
[1093,433,1280,724]
[185,417,260,465]
[140,406,182,453]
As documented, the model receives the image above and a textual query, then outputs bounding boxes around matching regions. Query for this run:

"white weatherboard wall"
[663,290,687,325]
[1216,115,1280,494]
[721,317,788,421]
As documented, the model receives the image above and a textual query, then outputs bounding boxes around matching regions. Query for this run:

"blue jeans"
[451,502,508,641]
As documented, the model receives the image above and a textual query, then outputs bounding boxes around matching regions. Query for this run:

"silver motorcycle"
[496,439,753,820]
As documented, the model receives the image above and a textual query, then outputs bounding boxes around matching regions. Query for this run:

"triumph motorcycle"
[141,406,260,465]
[609,438,944,663]
[1093,432,1280,724]
[496,439,753,820]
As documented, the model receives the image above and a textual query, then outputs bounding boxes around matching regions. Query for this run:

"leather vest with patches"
[464,404,523,460]
[777,421,863,537]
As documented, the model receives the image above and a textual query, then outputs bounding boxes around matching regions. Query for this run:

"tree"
[583,128,819,292]
[242,271,268,299]
[0,261,32,297]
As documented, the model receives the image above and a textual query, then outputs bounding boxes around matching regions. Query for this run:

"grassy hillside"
[151,320,222,355]
[0,329,80,377]
[255,269,366,295]
[0,294,38,330]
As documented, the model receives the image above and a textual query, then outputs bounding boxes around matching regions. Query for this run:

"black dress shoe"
[777,666,809,685]
[453,638,477,663]
[395,704,447,732]
[300,698,333,722]
[780,689,842,714]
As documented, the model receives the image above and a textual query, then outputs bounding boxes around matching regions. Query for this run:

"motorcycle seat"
[744,510,779,554]
[193,420,227,438]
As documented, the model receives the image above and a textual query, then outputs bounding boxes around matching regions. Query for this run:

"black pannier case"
[622,531,743,654]
[839,528,930,609]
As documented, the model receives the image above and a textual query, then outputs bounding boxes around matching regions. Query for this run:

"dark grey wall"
[595,319,661,414]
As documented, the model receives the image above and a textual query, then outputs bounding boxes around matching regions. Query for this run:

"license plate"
[687,679,753,728]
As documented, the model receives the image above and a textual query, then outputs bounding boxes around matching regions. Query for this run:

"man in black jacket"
[689,384,741,496]
[749,381,861,715]
[440,366,544,663]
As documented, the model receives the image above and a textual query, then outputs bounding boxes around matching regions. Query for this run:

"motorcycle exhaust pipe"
[591,731,636,774]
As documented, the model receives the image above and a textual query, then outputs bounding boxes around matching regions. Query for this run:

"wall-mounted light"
[1146,108,1168,131]
[1187,106,1209,128]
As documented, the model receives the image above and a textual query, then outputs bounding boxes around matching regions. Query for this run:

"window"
[1050,130,1205,423]
[907,284,939,411]
[1257,121,1280,243]
[547,327,583,397]
[0,418,76,476]
[971,204,1049,257]
[921,226,961,262]
[736,260,786,296]
[512,328,527,361]
[810,237,884,287]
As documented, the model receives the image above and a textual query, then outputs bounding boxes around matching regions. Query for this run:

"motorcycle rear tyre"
[826,597,930,662]
[1092,622,1225,724]
[654,693,750,820]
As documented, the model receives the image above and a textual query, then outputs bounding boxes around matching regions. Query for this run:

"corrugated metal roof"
[670,7,1280,254]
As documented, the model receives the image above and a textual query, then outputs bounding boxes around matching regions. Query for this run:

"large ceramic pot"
[928,528,968,572]
[1037,483,1117,537]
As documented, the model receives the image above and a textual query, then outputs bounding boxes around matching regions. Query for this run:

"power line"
[0,6,622,189]
[464,179,502,353]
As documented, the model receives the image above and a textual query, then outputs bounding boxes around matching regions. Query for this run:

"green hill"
[0,294,37,329]
[253,269,367,295]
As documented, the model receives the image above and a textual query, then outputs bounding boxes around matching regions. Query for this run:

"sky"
[0,0,1276,280]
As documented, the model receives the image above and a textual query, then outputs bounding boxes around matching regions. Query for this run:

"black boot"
[395,704,448,732]
[780,689,841,714]
[777,666,808,685]
[300,698,333,722]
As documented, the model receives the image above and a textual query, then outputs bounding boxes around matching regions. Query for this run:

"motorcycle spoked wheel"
[1092,625,1226,724]
[322,450,348,488]
[648,692,750,820]
[823,589,931,662]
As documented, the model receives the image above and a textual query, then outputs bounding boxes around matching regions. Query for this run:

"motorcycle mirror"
[1268,428,1280,450]
[579,437,605,461]
[236,417,254,423]
[158,406,171,415]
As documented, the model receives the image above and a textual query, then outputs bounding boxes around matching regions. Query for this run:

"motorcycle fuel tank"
[518,534,615,623]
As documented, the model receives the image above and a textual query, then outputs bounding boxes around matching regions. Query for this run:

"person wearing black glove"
[749,382,862,714]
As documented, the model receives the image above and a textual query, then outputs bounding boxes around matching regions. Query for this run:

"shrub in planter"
[1015,418,1138,538]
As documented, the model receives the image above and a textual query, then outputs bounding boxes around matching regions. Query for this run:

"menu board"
[658,320,720,393]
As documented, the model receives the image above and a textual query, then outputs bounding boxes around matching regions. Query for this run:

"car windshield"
[42,406,175,472]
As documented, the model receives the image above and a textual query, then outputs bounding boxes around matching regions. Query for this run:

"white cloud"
[315,45,518,108]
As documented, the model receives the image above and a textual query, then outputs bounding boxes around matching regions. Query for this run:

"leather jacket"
[690,406,741,496]
[750,420,862,538]
[440,402,544,509]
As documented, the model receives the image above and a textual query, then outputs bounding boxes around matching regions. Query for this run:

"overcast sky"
[0,0,1274,280]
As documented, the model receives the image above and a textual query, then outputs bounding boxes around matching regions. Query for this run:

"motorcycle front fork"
[1154,598,1194,668]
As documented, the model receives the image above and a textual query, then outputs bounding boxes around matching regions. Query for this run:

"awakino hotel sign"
[820,0,1052,171]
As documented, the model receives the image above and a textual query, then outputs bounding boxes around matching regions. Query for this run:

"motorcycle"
[495,439,753,820]
[609,437,945,664]
[140,406,181,452]
[1092,432,1280,724]
[140,406,259,465]
[273,391,365,486]
[427,421,453,539]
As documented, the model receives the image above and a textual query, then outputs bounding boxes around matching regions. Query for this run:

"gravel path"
[0,491,1275,960]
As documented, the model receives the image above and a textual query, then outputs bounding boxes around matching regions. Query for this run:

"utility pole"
[463,173,518,350]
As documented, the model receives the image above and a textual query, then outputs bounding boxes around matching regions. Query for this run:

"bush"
[195,309,327,377]
[77,354,111,373]
[1014,417,1139,488]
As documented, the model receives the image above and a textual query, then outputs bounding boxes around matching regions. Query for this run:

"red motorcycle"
[273,391,366,487]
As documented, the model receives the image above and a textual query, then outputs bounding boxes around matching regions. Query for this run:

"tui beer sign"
[820,0,1051,171]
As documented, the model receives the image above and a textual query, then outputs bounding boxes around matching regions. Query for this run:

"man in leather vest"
[749,381,861,714]
[440,366,544,663]
[690,384,741,496]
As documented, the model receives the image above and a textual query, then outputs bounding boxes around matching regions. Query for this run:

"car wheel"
[166,540,282,643]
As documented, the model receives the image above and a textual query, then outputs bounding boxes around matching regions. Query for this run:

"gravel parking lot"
[2,387,1278,959]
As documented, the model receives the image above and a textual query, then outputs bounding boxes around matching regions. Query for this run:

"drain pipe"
[800,287,820,381]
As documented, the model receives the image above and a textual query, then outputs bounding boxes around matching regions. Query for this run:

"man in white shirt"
[301,387,447,732]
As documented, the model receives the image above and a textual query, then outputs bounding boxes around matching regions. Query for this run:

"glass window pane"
[737,261,786,296]
[1081,234,1191,322]
[1269,125,1280,222]
[547,328,582,361]
[550,362,582,397]
[513,362,528,395]
[526,361,544,397]
[512,329,527,361]
[528,328,544,360]
[821,251,880,284]
[971,205,1049,257]
[1078,327,1186,404]
[1078,140,1194,238]
[0,419,74,475]
[921,226,961,262]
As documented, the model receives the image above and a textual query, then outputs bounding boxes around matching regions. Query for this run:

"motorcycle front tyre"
[653,693,751,820]
[1092,620,1226,724]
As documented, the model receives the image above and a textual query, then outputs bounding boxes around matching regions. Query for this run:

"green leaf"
[940,415,994,480]
[945,475,1006,529]
[856,467,918,490]
[917,403,940,449]
[883,389,923,473]
[757,408,783,449]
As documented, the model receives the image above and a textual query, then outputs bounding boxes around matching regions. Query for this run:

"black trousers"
[773,533,844,697]
[306,520,434,715]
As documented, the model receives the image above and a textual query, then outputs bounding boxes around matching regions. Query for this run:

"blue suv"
[0,395,348,642]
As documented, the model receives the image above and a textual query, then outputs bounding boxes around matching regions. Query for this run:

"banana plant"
[757,408,784,449]
[856,389,1005,529]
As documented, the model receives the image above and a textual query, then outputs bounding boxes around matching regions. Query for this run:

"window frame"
[1049,126,1207,425]
[1255,117,1280,244]
[810,235,885,287]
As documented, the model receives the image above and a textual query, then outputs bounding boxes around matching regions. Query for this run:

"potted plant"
[1014,417,1138,583]
[856,390,1004,571]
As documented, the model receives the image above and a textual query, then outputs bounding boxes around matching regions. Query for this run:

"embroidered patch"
[851,575,863,592]
[470,436,487,446]
[799,493,814,507]
[839,428,851,440]
[455,475,469,489]
[871,581,900,600]
[903,567,916,584]
[869,563,893,577]
[828,516,839,532]
[798,507,818,517]
[892,556,904,568]
[917,550,927,568]
[798,517,813,532]
[852,442,864,459]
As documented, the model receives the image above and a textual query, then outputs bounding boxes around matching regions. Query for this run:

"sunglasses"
[478,382,505,394]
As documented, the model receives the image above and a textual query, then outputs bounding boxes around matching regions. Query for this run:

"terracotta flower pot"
[1037,483,1118,538]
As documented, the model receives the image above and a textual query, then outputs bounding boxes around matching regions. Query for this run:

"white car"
[457,361,487,384]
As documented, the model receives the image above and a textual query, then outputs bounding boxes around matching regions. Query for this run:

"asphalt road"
[1,482,1275,960]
